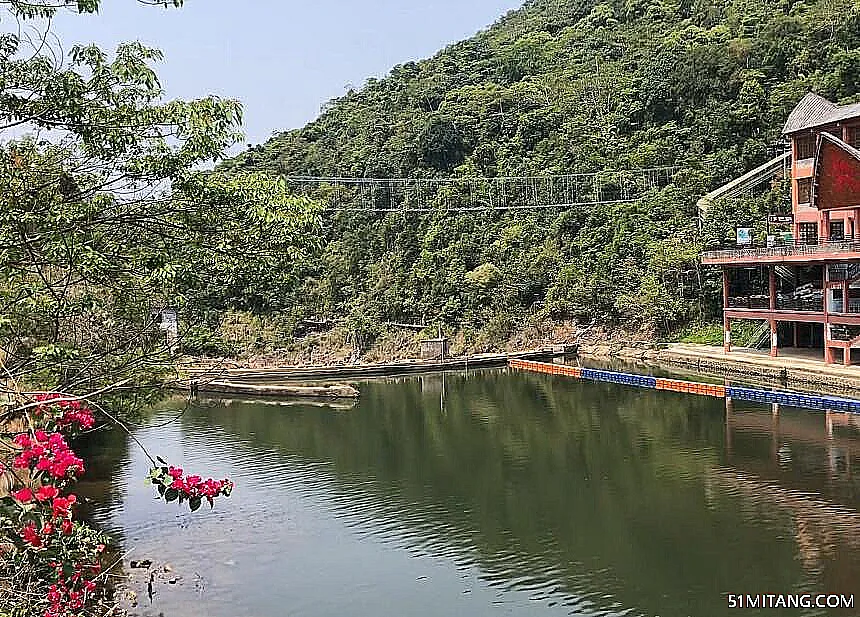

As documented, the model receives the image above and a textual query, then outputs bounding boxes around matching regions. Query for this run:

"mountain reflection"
[85,369,860,617]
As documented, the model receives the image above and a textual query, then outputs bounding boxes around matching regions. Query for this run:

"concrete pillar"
[793,322,799,348]
[844,347,852,366]
[843,281,849,314]
[821,210,831,242]
[823,263,832,363]
[769,266,776,310]
[770,319,778,357]
[723,268,731,353]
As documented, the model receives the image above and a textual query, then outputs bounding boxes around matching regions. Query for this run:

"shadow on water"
[82,369,860,617]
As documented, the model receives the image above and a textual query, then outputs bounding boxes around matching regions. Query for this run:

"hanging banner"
[736,227,753,245]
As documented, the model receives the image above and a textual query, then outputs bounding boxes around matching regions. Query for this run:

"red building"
[701,93,860,365]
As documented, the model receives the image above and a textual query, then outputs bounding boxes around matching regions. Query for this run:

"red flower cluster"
[13,431,85,481]
[45,564,99,617]
[19,521,43,548]
[12,484,59,504]
[3,393,233,617]
[32,393,95,431]
[166,466,234,505]
[2,396,109,617]
[51,494,77,520]
[16,501,78,549]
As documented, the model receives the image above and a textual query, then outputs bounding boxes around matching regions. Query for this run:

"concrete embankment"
[185,341,860,398]
[186,348,569,387]
[578,342,860,395]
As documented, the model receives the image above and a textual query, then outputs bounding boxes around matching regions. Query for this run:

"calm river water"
[78,369,860,616]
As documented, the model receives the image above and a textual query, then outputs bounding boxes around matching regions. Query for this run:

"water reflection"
[83,369,860,616]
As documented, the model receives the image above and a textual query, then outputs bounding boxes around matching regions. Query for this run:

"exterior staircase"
[697,152,791,219]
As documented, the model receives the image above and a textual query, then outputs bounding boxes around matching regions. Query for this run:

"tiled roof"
[782,93,860,134]
[781,93,837,134]
[829,101,860,125]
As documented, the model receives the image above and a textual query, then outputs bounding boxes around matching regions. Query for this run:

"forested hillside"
[219,0,860,354]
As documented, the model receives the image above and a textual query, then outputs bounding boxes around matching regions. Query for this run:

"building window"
[799,222,818,245]
[797,178,813,204]
[849,126,860,150]
[830,221,845,241]
[796,134,816,159]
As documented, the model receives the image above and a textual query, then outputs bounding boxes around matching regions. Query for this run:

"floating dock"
[509,359,860,414]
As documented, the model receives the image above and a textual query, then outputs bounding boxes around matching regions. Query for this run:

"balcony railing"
[728,295,770,309]
[702,238,860,262]
[778,297,825,312]
[726,295,860,313]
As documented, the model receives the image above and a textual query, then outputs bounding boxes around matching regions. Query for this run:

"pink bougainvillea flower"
[35,485,60,501]
[11,430,84,479]
[13,433,31,447]
[19,522,42,547]
[51,494,77,520]
[61,519,74,535]
[12,487,34,503]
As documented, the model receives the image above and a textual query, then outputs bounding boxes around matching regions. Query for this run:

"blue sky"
[52,1,523,151]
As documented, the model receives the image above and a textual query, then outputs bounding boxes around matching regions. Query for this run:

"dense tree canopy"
[0,0,320,392]
[219,0,859,343]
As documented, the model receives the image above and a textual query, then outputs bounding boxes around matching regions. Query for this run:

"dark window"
[796,134,816,159]
[799,222,818,245]
[849,127,860,150]
[797,178,813,204]
[831,221,845,240]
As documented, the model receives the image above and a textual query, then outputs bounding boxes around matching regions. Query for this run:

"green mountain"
[219,0,860,351]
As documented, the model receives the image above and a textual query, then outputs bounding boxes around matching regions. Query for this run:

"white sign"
[736,227,753,245]
[159,309,177,327]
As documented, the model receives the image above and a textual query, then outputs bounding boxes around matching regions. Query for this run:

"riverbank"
[182,348,572,391]
[578,342,860,396]
[180,339,860,400]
